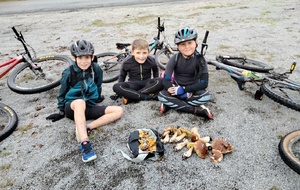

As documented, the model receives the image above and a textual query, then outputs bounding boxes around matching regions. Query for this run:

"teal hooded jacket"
[57,61,103,112]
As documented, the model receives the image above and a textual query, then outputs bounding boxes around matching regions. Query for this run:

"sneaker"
[159,103,170,113]
[123,97,130,105]
[79,141,97,162]
[197,105,213,119]
[123,98,139,105]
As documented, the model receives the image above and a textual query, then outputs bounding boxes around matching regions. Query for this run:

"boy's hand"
[110,94,121,100]
[46,111,65,122]
[96,95,105,103]
[179,92,192,99]
[171,86,185,95]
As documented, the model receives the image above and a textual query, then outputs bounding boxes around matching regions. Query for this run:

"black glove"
[96,95,105,103]
[46,111,65,122]
[110,94,121,100]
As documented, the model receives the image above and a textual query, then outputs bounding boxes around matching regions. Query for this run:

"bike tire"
[155,49,179,70]
[7,55,72,94]
[262,79,300,111]
[95,52,123,83]
[278,130,300,175]
[216,55,274,73]
[0,103,18,142]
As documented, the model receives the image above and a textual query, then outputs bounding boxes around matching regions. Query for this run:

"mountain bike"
[95,17,177,83]
[0,102,18,142]
[278,129,300,175]
[1,27,72,94]
[208,59,300,111]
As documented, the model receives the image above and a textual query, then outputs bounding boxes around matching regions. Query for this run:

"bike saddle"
[116,43,131,50]
[230,73,247,90]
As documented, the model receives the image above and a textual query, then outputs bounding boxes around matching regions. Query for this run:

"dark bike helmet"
[174,27,198,44]
[70,40,94,57]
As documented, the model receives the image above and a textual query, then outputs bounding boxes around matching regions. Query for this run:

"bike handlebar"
[200,31,209,56]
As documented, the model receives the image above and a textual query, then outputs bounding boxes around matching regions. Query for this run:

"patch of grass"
[218,44,232,50]
[0,164,11,171]
[0,178,14,188]
[74,28,92,33]
[17,122,34,134]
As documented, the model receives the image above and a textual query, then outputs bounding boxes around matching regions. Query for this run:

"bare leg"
[70,99,88,142]
[88,106,123,130]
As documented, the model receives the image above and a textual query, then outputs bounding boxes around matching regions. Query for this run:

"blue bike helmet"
[70,40,94,57]
[174,27,198,44]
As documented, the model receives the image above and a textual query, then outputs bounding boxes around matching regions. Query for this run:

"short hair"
[131,39,149,51]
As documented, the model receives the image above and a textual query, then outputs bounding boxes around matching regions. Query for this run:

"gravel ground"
[0,0,300,189]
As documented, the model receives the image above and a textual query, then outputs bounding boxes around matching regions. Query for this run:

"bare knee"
[71,99,86,111]
[105,106,124,119]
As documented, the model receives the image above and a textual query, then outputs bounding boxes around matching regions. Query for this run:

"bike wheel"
[216,55,274,73]
[0,103,18,142]
[278,130,300,175]
[262,79,300,111]
[95,52,123,83]
[7,55,72,94]
[155,49,178,70]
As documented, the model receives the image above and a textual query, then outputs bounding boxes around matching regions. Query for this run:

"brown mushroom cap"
[194,140,208,159]
[211,138,234,154]
[210,149,223,163]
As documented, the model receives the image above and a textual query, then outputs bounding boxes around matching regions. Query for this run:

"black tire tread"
[0,103,18,142]
[95,52,122,83]
[262,81,300,111]
[7,55,72,94]
[278,130,300,175]
[216,55,274,73]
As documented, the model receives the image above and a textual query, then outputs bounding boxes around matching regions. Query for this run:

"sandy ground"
[0,0,300,189]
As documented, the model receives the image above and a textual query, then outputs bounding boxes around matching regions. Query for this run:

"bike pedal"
[254,89,264,100]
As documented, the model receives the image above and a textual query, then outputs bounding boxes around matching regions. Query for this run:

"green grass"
[17,122,34,134]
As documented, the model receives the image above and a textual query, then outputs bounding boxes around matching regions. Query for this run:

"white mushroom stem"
[161,133,170,144]
[161,130,170,138]
[173,139,189,151]
[182,146,194,159]
[169,131,178,143]
[174,132,187,142]
[199,136,211,143]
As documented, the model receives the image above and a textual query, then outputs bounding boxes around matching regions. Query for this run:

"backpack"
[120,128,164,162]
[69,62,98,87]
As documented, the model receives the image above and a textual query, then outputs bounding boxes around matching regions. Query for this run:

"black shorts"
[64,104,107,120]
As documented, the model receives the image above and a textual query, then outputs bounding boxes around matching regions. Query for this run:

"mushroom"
[194,140,209,159]
[161,133,170,144]
[210,149,223,163]
[169,128,180,143]
[199,136,211,143]
[211,138,234,154]
[173,138,189,151]
[182,142,194,159]
[190,127,200,142]
[174,128,192,142]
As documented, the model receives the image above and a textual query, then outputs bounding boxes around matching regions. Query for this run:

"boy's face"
[75,55,94,71]
[131,48,150,64]
[177,40,197,57]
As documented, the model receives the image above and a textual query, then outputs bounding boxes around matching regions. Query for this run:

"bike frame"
[0,56,23,78]
[0,27,40,79]
[208,60,299,91]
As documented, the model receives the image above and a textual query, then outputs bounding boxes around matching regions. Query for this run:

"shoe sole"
[82,155,97,162]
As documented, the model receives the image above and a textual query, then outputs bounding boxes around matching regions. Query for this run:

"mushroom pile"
[161,126,234,163]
